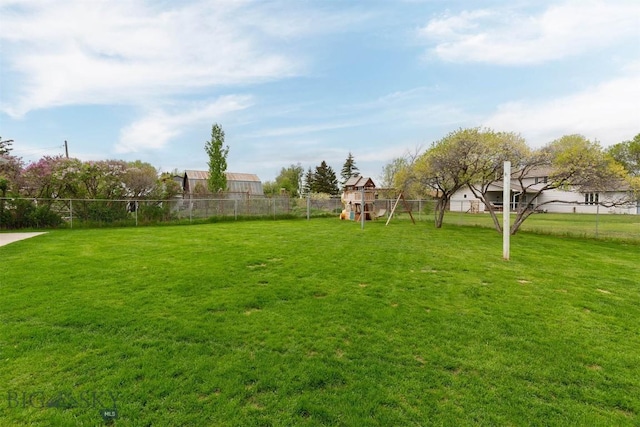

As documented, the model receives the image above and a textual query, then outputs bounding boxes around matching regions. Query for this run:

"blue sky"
[1,0,639,182]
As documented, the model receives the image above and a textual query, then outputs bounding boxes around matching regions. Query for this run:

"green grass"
[1,219,639,426]
[442,212,640,242]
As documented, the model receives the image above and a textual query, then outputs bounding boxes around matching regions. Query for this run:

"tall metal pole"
[64,140,69,158]
[361,186,365,230]
[503,161,511,260]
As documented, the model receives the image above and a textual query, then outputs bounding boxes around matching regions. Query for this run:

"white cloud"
[419,1,640,65]
[358,145,410,163]
[116,95,253,153]
[0,0,312,117]
[242,121,365,139]
[484,72,640,146]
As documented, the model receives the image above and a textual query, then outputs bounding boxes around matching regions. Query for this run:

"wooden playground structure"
[340,176,415,225]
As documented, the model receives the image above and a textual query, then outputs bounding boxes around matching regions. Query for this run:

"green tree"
[403,128,526,229]
[340,152,359,185]
[123,160,158,198]
[79,160,128,199]
[302,167,314,196]
[204,123,229,193]
[0,176,8,225]
[272,163,304,197]
[509,134,628,234]
[0,151,22,196]
[464,129,529,232]
[404,129,479,228]
[311,161,339,195]
[157,172,182,200]
[0,137,20,217]
[262,180,278,197]
[379,157,407,189]
[607,133,640,176]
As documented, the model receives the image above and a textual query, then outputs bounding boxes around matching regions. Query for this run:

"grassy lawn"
[1,219,639,426]
[442,212,640,242]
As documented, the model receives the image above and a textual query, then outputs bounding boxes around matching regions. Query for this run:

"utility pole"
[64,140,69,158]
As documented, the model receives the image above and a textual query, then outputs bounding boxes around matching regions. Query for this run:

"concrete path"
[0,232,48,247]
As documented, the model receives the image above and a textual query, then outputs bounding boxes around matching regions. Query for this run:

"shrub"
[0,199,63,229]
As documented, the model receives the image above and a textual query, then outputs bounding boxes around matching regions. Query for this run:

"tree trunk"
[434,197,448,228]
[482,203,502,232]
[510,210,533,235]
[466,185,502,232]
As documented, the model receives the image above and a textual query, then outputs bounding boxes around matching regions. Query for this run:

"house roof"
[489,182,529,192]
[344,176,376,189]
[183,170,263,195]
[184,170,261,182]
[184,170,209,180]
[344,176,360,187]
[519,166,553,178]
[580,179,633,193]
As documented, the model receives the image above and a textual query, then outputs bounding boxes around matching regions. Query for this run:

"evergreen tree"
[204,123,229,193]
[340,152,359,184]
[311,161,339,195]
[303,167,314,196]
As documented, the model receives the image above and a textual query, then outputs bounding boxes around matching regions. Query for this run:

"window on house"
[534,176,548,184]
[584,192,599,205]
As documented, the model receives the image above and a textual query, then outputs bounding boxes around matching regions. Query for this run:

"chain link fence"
[445,200,640,241]
[1,196,638,241]
[0,196,338,228]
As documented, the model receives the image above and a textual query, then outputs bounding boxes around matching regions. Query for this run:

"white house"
[450,169,638,215]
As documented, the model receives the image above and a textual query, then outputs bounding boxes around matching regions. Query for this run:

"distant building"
[182,170,264,198]
[450,168,638,214]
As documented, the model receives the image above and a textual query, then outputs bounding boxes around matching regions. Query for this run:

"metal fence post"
[595,203,600,238]
[70,199,73,229]
[234,199,238,220]
[135,200,138,226]
[307,195,310,220]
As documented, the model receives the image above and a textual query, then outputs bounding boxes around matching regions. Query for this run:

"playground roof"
[344,176,376,189]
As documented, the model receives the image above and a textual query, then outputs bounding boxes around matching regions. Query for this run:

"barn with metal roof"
[183,170,264,198]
